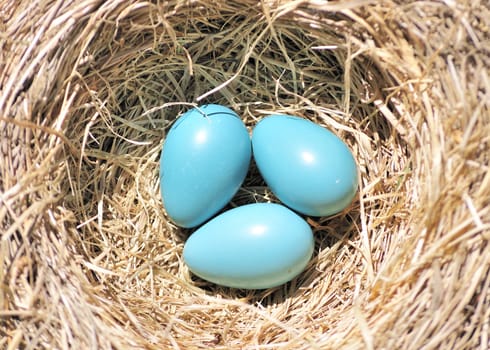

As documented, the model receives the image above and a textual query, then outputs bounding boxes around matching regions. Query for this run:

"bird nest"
[1,0,489,348]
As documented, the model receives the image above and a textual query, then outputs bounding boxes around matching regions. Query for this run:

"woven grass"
[1,0,489,348]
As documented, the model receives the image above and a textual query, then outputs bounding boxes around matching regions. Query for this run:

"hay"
[1,0,489,348]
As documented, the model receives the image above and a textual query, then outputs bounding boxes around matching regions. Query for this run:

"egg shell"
[183,203,314,289]
[160,104,251,228]
[252,115,358,217]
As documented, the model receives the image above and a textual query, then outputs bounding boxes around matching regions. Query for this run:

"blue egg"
[160,104,251,228]
[252,115,358,217]
[183,203,314,289]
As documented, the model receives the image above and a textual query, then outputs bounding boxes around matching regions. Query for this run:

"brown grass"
[1,0,489,349]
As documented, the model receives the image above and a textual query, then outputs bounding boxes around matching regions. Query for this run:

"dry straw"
[1,0,489,348]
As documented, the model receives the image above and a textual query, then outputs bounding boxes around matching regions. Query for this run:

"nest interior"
[1,0,489,349]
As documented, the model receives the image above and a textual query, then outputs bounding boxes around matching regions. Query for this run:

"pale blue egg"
[183,203,314,289]
[252,115,358,217]
[160,104,251,228]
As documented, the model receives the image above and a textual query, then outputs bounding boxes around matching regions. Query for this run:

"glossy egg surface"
[183,203,314,289]
[160,104,251,228]
[252,115,358,217]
